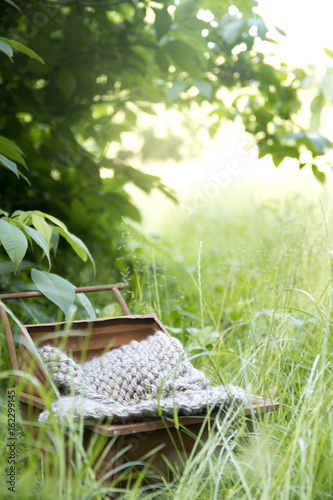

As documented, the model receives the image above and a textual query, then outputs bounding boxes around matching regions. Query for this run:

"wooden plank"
[87,415,223,436]
[23,314,164,335]
[19,314,169,368]
[90,399,280,436]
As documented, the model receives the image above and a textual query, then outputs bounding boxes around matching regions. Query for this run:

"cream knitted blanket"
[37,330,247,423]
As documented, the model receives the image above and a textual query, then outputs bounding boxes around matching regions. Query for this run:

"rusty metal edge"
[0,283,125,301]
[0,302,19,380]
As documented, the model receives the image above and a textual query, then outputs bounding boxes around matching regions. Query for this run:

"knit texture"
[37,330,248,423]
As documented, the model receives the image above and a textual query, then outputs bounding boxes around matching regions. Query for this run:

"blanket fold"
[37,330,247,423]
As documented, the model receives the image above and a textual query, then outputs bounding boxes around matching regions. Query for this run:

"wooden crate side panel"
[18,314,169,397]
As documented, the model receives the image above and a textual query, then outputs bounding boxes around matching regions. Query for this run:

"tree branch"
[39,0,133,7]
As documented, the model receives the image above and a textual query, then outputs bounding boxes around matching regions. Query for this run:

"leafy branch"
[0,34,95,319]
[38,0,133,7]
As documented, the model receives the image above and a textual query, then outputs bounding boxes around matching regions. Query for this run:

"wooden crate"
[1,284,279,485]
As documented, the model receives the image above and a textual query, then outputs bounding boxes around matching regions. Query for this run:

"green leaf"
[274,25,286,36]
[0,219,28,271]
[301,75,315,90]
[32,214,52,243]
[319,72,333,100]
[166,80,187,102]
[311,164,326,183]
[0,37,44,64]
[271,145,299,167]
[247,17,267,40]
[154,7,173,40]
[307,133,331,155]
[11,210,30,222]
[0,259,28,274]
[0,136,27,168]
[18,170,31,185]
[43,213,68,230]
[155,48,170,73]
[324,47,333,58]
[0,40,13,60]
[0,154,18,177]
[54,227,95,270]
[164,40,201,77]
[31,269,76,317]
[157,182,178,204]
[0,260,15,274]
[23,224,51,270]
[192,79,213,99]
[137,105,157,116]
[4,0,23,13]
[76,293,96,319]
[222,19,243,45]
[58,67,76,101]
[50,226,60,255]
[234,0,258,14]
[310,94,324,131]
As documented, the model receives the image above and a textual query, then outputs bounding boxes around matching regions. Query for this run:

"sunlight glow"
[228,5,241,17]
[197,9,214,23]
[256,0,333,66]
[102,1,333,194]
[100,168,114,179]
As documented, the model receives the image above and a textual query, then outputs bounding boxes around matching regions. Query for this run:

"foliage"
[1,0,331,272]
[0,35,96,326]
[1,0,332,315]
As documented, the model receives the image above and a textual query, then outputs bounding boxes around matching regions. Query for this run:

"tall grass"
[1,168,333,498]
[126,170,333,499]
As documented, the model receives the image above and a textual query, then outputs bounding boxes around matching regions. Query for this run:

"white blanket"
[37,330,247,423]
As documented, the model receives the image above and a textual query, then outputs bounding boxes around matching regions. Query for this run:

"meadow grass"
[1,168,333,499]
[126,169,333,499]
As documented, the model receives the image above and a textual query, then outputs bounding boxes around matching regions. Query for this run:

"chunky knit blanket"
[37,330,247,423]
